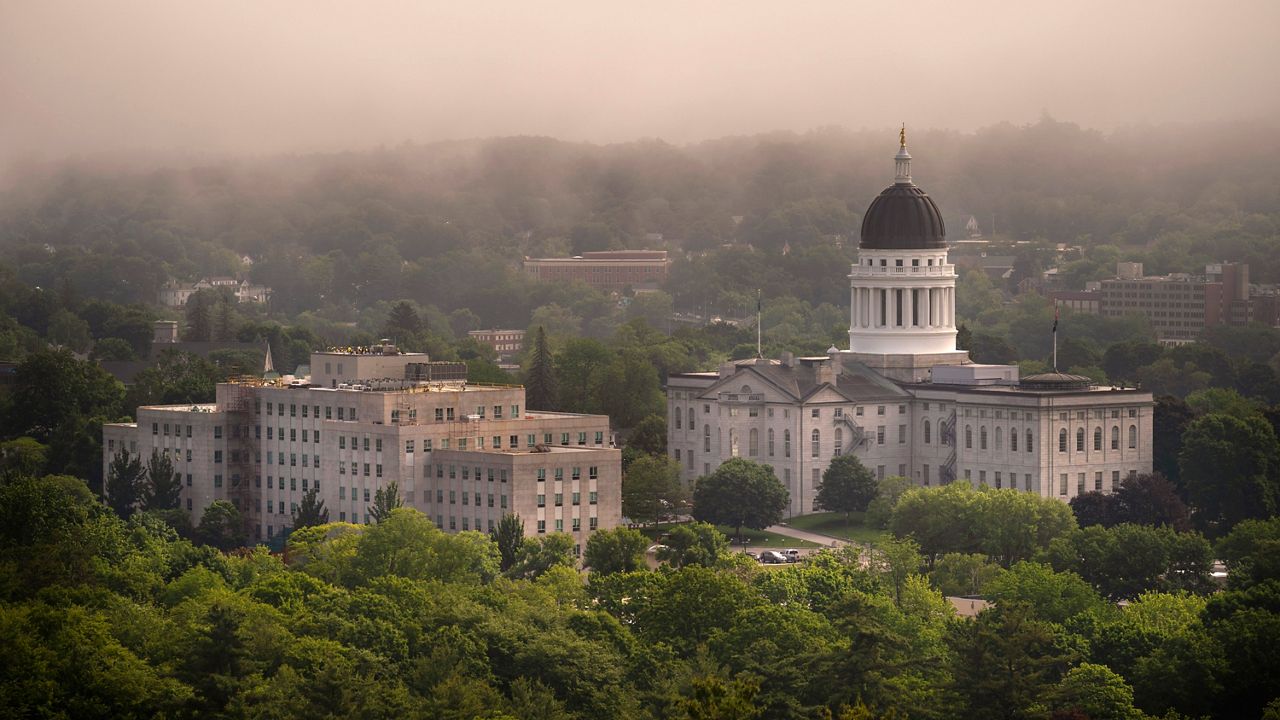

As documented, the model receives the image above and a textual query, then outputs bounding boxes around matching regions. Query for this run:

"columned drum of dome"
[847,134,960,360]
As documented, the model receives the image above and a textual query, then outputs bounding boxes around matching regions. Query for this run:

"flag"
[757,290,762,314]
[1052,306,1059,333]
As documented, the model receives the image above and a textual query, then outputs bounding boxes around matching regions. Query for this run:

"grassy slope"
[782,511,885,544]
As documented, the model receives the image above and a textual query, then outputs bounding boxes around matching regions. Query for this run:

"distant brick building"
[468,329,525,359]
[523,250,671,291]
[1050,262,1255,344]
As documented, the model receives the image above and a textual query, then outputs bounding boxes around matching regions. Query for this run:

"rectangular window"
[589,517,598,530]
[537,520,546,534]
[898,424,906,444]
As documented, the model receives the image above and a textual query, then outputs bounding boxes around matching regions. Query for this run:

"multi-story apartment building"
[523,250,671,291]
[668,136,1153,515]
[103,344,621,552]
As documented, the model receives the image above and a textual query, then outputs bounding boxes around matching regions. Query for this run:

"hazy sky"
[2,1,1278,162]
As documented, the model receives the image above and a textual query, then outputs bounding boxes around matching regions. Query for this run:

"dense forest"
[2,117,1279,337]
[4,463,1280,720]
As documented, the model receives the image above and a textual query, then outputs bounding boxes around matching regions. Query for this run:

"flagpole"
[756,289,763,359]
[1052,306,1059,372]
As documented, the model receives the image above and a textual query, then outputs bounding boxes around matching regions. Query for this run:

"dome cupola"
[859,128,947,251]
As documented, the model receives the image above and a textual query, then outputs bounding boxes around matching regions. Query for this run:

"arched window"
[687,407,694,429]
[1010,427,1018,452]
[1026,430,1033,453]
[1059,429,1068,453]
[748,428,759,457]
[730,429,739,457]
[675,409,682,430]
[980,426,988,450]
[996,426,1003,451]
[811,429,821,458]
[768,428,775,456]
[940,420,950,447]
[1111,426,1119,450]
[834,427,843,456]
[784,430,791,458]
[703,425,711,453]
[1076,428,1085,452]
[1128,425,1137,449]
[1094,427,1102,451]
[923,419,932,444]
[965,425,973,449]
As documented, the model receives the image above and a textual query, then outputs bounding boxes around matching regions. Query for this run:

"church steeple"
[894,124,913,185]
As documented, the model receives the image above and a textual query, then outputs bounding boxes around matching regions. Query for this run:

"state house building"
[667,136,1153,517]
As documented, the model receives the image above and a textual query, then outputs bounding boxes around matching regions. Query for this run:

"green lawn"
[633,522,819,549]
[716,526,821,549]
[782,511,885,544]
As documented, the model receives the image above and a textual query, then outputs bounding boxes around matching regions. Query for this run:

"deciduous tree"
[816,454,879,522]
[691,458,788,543]
[583,527,648,575]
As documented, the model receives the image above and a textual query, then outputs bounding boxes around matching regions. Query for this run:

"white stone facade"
[667,359,1153,518]
[104,350,621,553]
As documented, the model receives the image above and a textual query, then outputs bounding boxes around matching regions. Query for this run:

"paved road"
[765,524,851,548]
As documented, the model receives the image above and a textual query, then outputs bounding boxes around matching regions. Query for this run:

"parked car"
[782,549,802,563]
[759,550,788,564]
[741,551,759,561]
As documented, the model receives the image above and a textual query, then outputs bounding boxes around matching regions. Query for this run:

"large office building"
[104,344,621,550]
[667,136,1153,516]
[1051,261,1253,343]
[523,250,671,291]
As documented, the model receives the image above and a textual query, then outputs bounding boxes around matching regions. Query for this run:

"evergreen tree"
[142,448,182,510]
[212,298,237,341]
[524,326,557,411]
[185,293,213,341]
[384,301,422,341]
[105,447,144,519]
[369,480,404,523]
[292,487,330,529]
[490,513,525,572]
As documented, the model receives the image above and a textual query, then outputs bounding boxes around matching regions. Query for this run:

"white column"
[850,286,858,330]
[905,287,914,328]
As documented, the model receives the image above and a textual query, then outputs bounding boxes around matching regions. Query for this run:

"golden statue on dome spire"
[900,124,906,148]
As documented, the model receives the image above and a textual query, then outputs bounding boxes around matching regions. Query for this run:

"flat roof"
[907,382,1151,398]
[436,445,616,456]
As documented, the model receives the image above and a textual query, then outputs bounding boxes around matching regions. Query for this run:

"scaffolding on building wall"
[222,384,262,541]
